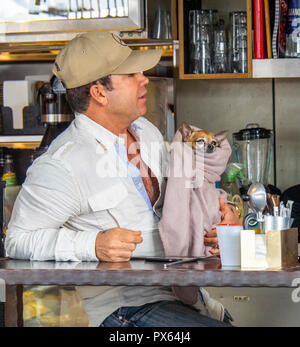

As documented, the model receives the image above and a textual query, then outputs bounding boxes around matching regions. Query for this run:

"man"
[6,31,239,327]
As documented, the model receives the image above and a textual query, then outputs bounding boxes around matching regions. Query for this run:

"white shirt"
[6,113,176,326]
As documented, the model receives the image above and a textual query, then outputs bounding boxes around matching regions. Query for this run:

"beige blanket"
[159,125,232,308]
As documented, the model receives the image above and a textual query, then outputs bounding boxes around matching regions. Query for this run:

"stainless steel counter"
[1,257,300,287]
[2,257,300,327]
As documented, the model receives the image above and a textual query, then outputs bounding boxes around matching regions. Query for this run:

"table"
[1,257,300,326]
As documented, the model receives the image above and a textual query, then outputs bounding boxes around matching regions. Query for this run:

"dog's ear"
[179,122,193,141]
[215,130,229,143]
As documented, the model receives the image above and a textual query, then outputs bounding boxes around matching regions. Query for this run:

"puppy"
[159,121,233,256]
[180,123,240,219]
[179,122,229,153]
[159,122,234,310]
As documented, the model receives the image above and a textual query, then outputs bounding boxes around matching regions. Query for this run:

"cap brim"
[111,49,162,75]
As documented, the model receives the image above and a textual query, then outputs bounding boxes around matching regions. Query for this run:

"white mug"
[216,224,243,267]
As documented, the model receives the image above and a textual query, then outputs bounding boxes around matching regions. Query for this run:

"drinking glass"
[228,11,239,73]
[208,9,219,71]
[238,37,248,73]
[189,10,201,74]
[228,11,248,73]
[237,12,248,73]
[153,7,172,39]
[213,21,227,73]
[199,22,212,73]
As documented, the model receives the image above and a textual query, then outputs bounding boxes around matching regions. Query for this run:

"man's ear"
[89,84,108,106]
[215,130,229,143]
[179,122,193,141]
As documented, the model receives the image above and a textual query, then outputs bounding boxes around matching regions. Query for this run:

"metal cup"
[262,215,294,232]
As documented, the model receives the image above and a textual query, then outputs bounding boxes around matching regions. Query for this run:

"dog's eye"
[196,138,206,144]
[210,140,217,146]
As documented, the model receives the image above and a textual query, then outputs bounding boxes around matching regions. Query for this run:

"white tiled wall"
[274,79,300,191]
[175,79,273,135]
[205,286,300,327]
[175,78,300,192]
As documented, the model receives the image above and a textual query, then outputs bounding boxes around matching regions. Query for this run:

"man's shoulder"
[47,124,94,160]
[29,133,91,180]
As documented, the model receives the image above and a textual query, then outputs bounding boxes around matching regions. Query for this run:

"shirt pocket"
[88,181,128,230]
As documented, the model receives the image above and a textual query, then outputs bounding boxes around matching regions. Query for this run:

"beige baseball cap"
[53,31,162,89]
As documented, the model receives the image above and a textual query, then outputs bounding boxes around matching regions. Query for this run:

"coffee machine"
[37,75,74,155]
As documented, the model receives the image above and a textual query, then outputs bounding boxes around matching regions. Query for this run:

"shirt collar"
[129,120,142,138]
[74,113,145,150]
[74,112,127,149]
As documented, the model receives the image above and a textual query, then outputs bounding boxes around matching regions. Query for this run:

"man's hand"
[219,198,240,225]
[95,228,143,262]
[204,228,219,256]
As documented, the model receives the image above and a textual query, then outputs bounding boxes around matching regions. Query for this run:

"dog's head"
[179,122,228,153]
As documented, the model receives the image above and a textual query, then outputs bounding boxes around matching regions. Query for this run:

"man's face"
[105,73,149,124]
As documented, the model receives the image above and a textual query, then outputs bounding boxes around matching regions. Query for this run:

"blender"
[232,123,273,193]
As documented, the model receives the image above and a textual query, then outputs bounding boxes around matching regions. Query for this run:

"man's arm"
[5,159,99,261]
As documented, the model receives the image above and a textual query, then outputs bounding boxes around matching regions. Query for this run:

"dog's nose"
[207,144,215,153]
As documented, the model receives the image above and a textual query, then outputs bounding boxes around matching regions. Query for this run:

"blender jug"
[232,123,273,190]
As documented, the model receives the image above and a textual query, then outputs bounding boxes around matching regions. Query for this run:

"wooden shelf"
[0,136,42,149]
[178,0,253,80]
[179,72,250,80]
[0,136,42,143]
[0,40,175,62]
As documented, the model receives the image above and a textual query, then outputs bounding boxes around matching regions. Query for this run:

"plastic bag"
[23,285,89,327]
